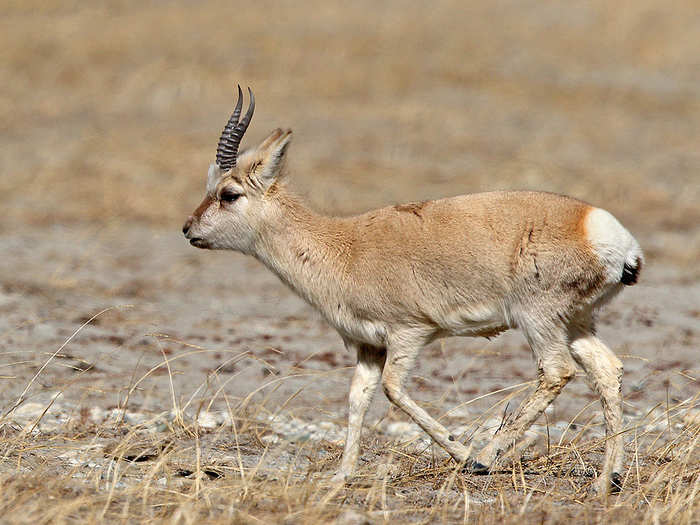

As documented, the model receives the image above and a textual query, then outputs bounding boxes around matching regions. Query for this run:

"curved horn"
[224,87,255,168]
[215,85,244,170]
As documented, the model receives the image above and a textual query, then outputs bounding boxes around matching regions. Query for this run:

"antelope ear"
[257,128,285,152]
[206,163,223,194]
[254,129,292,188]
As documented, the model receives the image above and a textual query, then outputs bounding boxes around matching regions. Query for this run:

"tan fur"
[192,195,214,220]
[183,125,642,494]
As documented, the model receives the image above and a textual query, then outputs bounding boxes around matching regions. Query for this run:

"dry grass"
[0,368,698,524]
[2,1,699,522]
[0,298,697,523]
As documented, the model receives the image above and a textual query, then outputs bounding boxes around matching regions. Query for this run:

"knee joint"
[542,365,576,391]
[381,378,400,403]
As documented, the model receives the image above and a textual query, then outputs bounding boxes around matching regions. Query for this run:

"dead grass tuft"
[0,362,697,523]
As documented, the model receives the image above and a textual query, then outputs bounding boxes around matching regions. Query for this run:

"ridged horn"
[215,85,255,170]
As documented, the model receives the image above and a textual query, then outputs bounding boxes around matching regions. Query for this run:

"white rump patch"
[585,208,643,283]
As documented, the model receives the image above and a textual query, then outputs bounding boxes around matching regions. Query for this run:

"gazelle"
[183,87,643,493]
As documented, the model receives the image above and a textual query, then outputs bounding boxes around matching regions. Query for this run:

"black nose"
[182,216,193,235]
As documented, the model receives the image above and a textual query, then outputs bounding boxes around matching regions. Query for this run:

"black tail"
[621,257,642,286]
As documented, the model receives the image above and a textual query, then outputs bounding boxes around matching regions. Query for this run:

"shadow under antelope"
[183,86,643,494]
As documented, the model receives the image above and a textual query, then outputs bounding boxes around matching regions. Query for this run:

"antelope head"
[182,86,293,254]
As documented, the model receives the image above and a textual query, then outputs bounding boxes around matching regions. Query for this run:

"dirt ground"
[0,1,698,523]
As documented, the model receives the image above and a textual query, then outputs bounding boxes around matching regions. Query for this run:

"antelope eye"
[220,190,241,203]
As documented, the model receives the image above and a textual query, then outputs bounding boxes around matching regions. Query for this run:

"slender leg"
[476,325,576,469]
[333,342,386,482]
[381,335,472,464]
[568,320,625,493]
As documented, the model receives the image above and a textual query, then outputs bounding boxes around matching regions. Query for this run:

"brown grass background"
[2,0,699,266]
[0,1,698,523]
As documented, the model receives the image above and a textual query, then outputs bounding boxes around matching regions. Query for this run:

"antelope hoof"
[462,459,490,475]
[610,472,623,494]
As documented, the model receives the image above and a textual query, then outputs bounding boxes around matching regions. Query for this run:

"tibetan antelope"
[183,87,643,493]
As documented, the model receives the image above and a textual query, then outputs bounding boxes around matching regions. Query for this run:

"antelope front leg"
[332,342,386,482]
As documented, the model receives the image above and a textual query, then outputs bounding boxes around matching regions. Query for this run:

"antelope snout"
[182,216,193,237]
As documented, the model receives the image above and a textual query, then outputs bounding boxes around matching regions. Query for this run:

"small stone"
[89,407,106,422]
[261,434,279,445]
[375,463,400,479]
[683,409,700,427]
[334,509,373,525]
[123,412,147,425]
[385,421,421,440]
[13,402,45,419]
[197,411,221,429]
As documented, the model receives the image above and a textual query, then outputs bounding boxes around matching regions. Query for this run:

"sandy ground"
[1,224,697,450]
